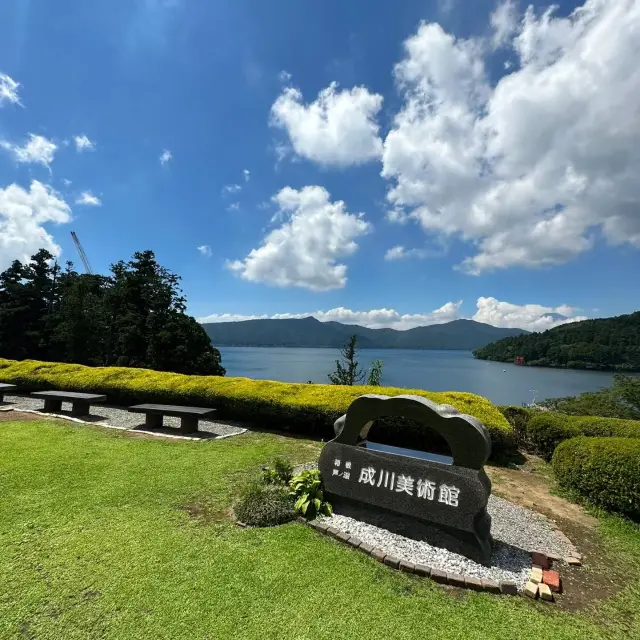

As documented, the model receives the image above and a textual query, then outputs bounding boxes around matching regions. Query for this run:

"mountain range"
[201,317,528,350]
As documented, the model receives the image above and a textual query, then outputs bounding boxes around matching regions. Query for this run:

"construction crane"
[70,231,93,274]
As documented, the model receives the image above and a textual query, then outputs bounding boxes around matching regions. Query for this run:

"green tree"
[367,359,384,386]
[328,335,364,385]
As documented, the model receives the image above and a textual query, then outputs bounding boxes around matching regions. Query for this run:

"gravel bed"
[320,495,573,590]
[293,462,320,474]
[3,394,247,439]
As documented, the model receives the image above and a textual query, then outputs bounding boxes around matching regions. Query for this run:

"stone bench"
[31,390,107,417]
[128,404,217,434]
[0,383,17,403]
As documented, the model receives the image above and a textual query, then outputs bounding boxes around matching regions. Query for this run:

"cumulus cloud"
[270,81,384,166]
[0,181,72,270]
[383,0,640,274]
[227,185,371,291]
[74,135,95,152]
[198,244,212,257]
[472,296,588,331]
[159,149,172,165]
[75,191,101,206]
[1,134,57,168]
[0,72,21,106]
[199,301,463,330]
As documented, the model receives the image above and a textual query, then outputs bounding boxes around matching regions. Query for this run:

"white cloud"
[278,70,292,84]
[227,202,240,212]
[159,149,172,165]
[0,73,21,106]
[384,245,431,261]
[62,178,72,187]
[227,185,371,291]
[1,134,57,168]
[198,244,212,257]
[270,81,384,166]
[222,184,242,195]
[199,301,463,330]
[383,0,640,274]
[472,296,588,331]
[491,0,518,49]
[73,135,95,152]
[0,181,72,270]
[75,191,101,206]
[243,169,250,182]
[198,297,589,331]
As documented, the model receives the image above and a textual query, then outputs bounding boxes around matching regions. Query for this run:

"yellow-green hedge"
[0,358,514,456]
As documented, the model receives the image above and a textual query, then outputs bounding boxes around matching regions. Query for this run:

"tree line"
[0,249,225,376]
[473,311,640,372]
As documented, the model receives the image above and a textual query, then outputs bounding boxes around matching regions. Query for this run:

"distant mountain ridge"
[201,317,528,350]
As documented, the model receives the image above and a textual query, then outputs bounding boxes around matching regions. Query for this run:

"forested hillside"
[202,317,527,350]
[473,312,640,371]
[0,249,224,376]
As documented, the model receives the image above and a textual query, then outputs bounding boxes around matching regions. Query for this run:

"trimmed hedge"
[552,437,640,519]
[0,358,514,456]
[499,406,640,460]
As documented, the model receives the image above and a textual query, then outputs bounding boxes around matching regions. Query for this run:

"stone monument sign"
[318,394,493,564]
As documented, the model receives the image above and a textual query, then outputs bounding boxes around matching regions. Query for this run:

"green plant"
[328,335,365,385]
[367,359,384,386]
[0,357,515,457]
[522,411,640,460]
[552,437,640,520]
[234,477,296,527]
[289,469,332,519]
[261,456,294,485]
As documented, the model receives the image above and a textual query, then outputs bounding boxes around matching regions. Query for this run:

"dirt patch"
[181,502,235,525]
[487,461,596,529]
[487,457,631,614]
[0,409,50,423]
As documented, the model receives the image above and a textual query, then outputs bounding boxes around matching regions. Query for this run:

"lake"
[218,347,620,406]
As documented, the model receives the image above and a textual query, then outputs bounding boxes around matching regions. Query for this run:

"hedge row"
[0,358,515,456]
[499,406,640,460]
[552,437,640,520]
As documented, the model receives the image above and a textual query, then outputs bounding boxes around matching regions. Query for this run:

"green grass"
[1,420,639,640]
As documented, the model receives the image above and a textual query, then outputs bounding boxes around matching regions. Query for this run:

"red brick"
[531,551,551,570]
[542,569,561,593]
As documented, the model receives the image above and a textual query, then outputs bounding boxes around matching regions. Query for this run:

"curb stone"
[306,520,522,596]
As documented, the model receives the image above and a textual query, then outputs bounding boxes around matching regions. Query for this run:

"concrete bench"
[31,390,107,417]
[128,404,217,434]
[0,383,17,403]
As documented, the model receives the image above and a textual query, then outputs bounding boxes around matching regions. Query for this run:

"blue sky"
[1,0,639,332]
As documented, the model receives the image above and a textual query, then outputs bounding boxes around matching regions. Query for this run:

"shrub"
[289,470,332,520]
[552,437,640,520]
[0,358,515,458]
[261,457,294,486]
[525,412,640,460]
[234,479,296,527]
[498,406,535,446]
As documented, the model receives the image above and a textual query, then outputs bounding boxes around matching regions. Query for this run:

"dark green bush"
[498,406,535,446]
[233,480,296,527]
[526,412,640,460]
[525,413,582,461]
[552,437,640,520]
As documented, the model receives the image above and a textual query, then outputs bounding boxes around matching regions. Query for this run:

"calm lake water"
[218,347,620,406]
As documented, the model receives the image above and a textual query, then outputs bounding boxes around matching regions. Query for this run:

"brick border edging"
[306,519,519,596]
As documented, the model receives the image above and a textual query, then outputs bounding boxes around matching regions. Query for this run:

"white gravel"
[319,495,573,590]
[2,394,247,439]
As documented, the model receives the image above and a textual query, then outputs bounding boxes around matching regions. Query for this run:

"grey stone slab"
[383,555,400,569]
[399,560,415,573]
[414,564,431,578]
[430,568,448,584]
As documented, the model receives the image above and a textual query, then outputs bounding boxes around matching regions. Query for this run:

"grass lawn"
[1,419,639,640]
